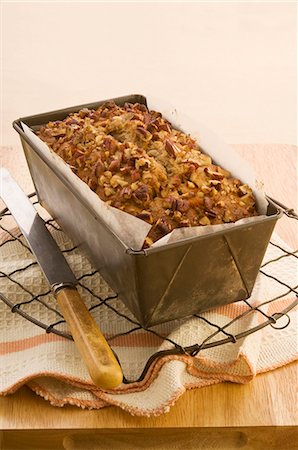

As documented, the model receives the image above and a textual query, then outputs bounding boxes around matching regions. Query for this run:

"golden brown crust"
[37,101,258,247]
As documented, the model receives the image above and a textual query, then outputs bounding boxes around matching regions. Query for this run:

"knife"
[0,168,123,389]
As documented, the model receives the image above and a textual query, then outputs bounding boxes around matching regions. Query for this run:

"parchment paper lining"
[21,100,268,251]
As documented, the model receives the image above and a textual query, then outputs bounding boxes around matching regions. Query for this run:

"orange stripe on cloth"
[0,331,162,355]
[209,297,297,320]
[6,298,292,356]
[208,302,255,319]
[267,297,297,316]
[107,332,162,347]
[0,333,65,355]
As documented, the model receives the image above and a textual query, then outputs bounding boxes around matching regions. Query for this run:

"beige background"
[1,1,297,147]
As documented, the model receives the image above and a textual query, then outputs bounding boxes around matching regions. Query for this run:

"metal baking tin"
[13,95,282,327]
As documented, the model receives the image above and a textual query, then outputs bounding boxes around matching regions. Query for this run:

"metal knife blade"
[0,168,77,289]
[1,168,123,388]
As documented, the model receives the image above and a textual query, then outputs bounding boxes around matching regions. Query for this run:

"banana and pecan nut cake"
[37,101,257,247]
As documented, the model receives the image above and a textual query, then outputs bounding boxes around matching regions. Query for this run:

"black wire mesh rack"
[0,193,297,384]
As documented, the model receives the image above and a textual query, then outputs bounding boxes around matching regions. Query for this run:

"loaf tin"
[13,95,282,326]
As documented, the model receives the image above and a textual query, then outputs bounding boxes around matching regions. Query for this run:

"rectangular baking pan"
[13,94,282,326]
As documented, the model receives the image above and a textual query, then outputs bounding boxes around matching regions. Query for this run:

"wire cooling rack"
[0,193,297,384]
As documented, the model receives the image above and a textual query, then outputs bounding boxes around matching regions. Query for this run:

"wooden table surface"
[0,143,297,450]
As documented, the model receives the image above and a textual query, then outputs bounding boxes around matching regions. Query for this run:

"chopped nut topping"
[238,185,249,196]
[173,210,182,221]
[187,181,196,189]
[108,159,121,172]
[120,186,132,199]
[110,175,128,188]
[204,167,224,180]
[201,184,211,193]
[99,175,107,185]
[216,200,225,207]
[209,180,221,189]
[133,184,150,202]
[135,157,150,170]
[165,139,182,158]
[199,216,211,226]
[130,182,139,191]
[37,101,258,247]
[223,211,233,222]
[104,187,115,197]
[137,210,153,223]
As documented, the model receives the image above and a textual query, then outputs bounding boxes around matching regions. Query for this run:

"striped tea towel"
[0,227,297,416]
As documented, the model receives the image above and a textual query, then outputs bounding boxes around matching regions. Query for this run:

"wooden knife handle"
[55,287,123,389]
